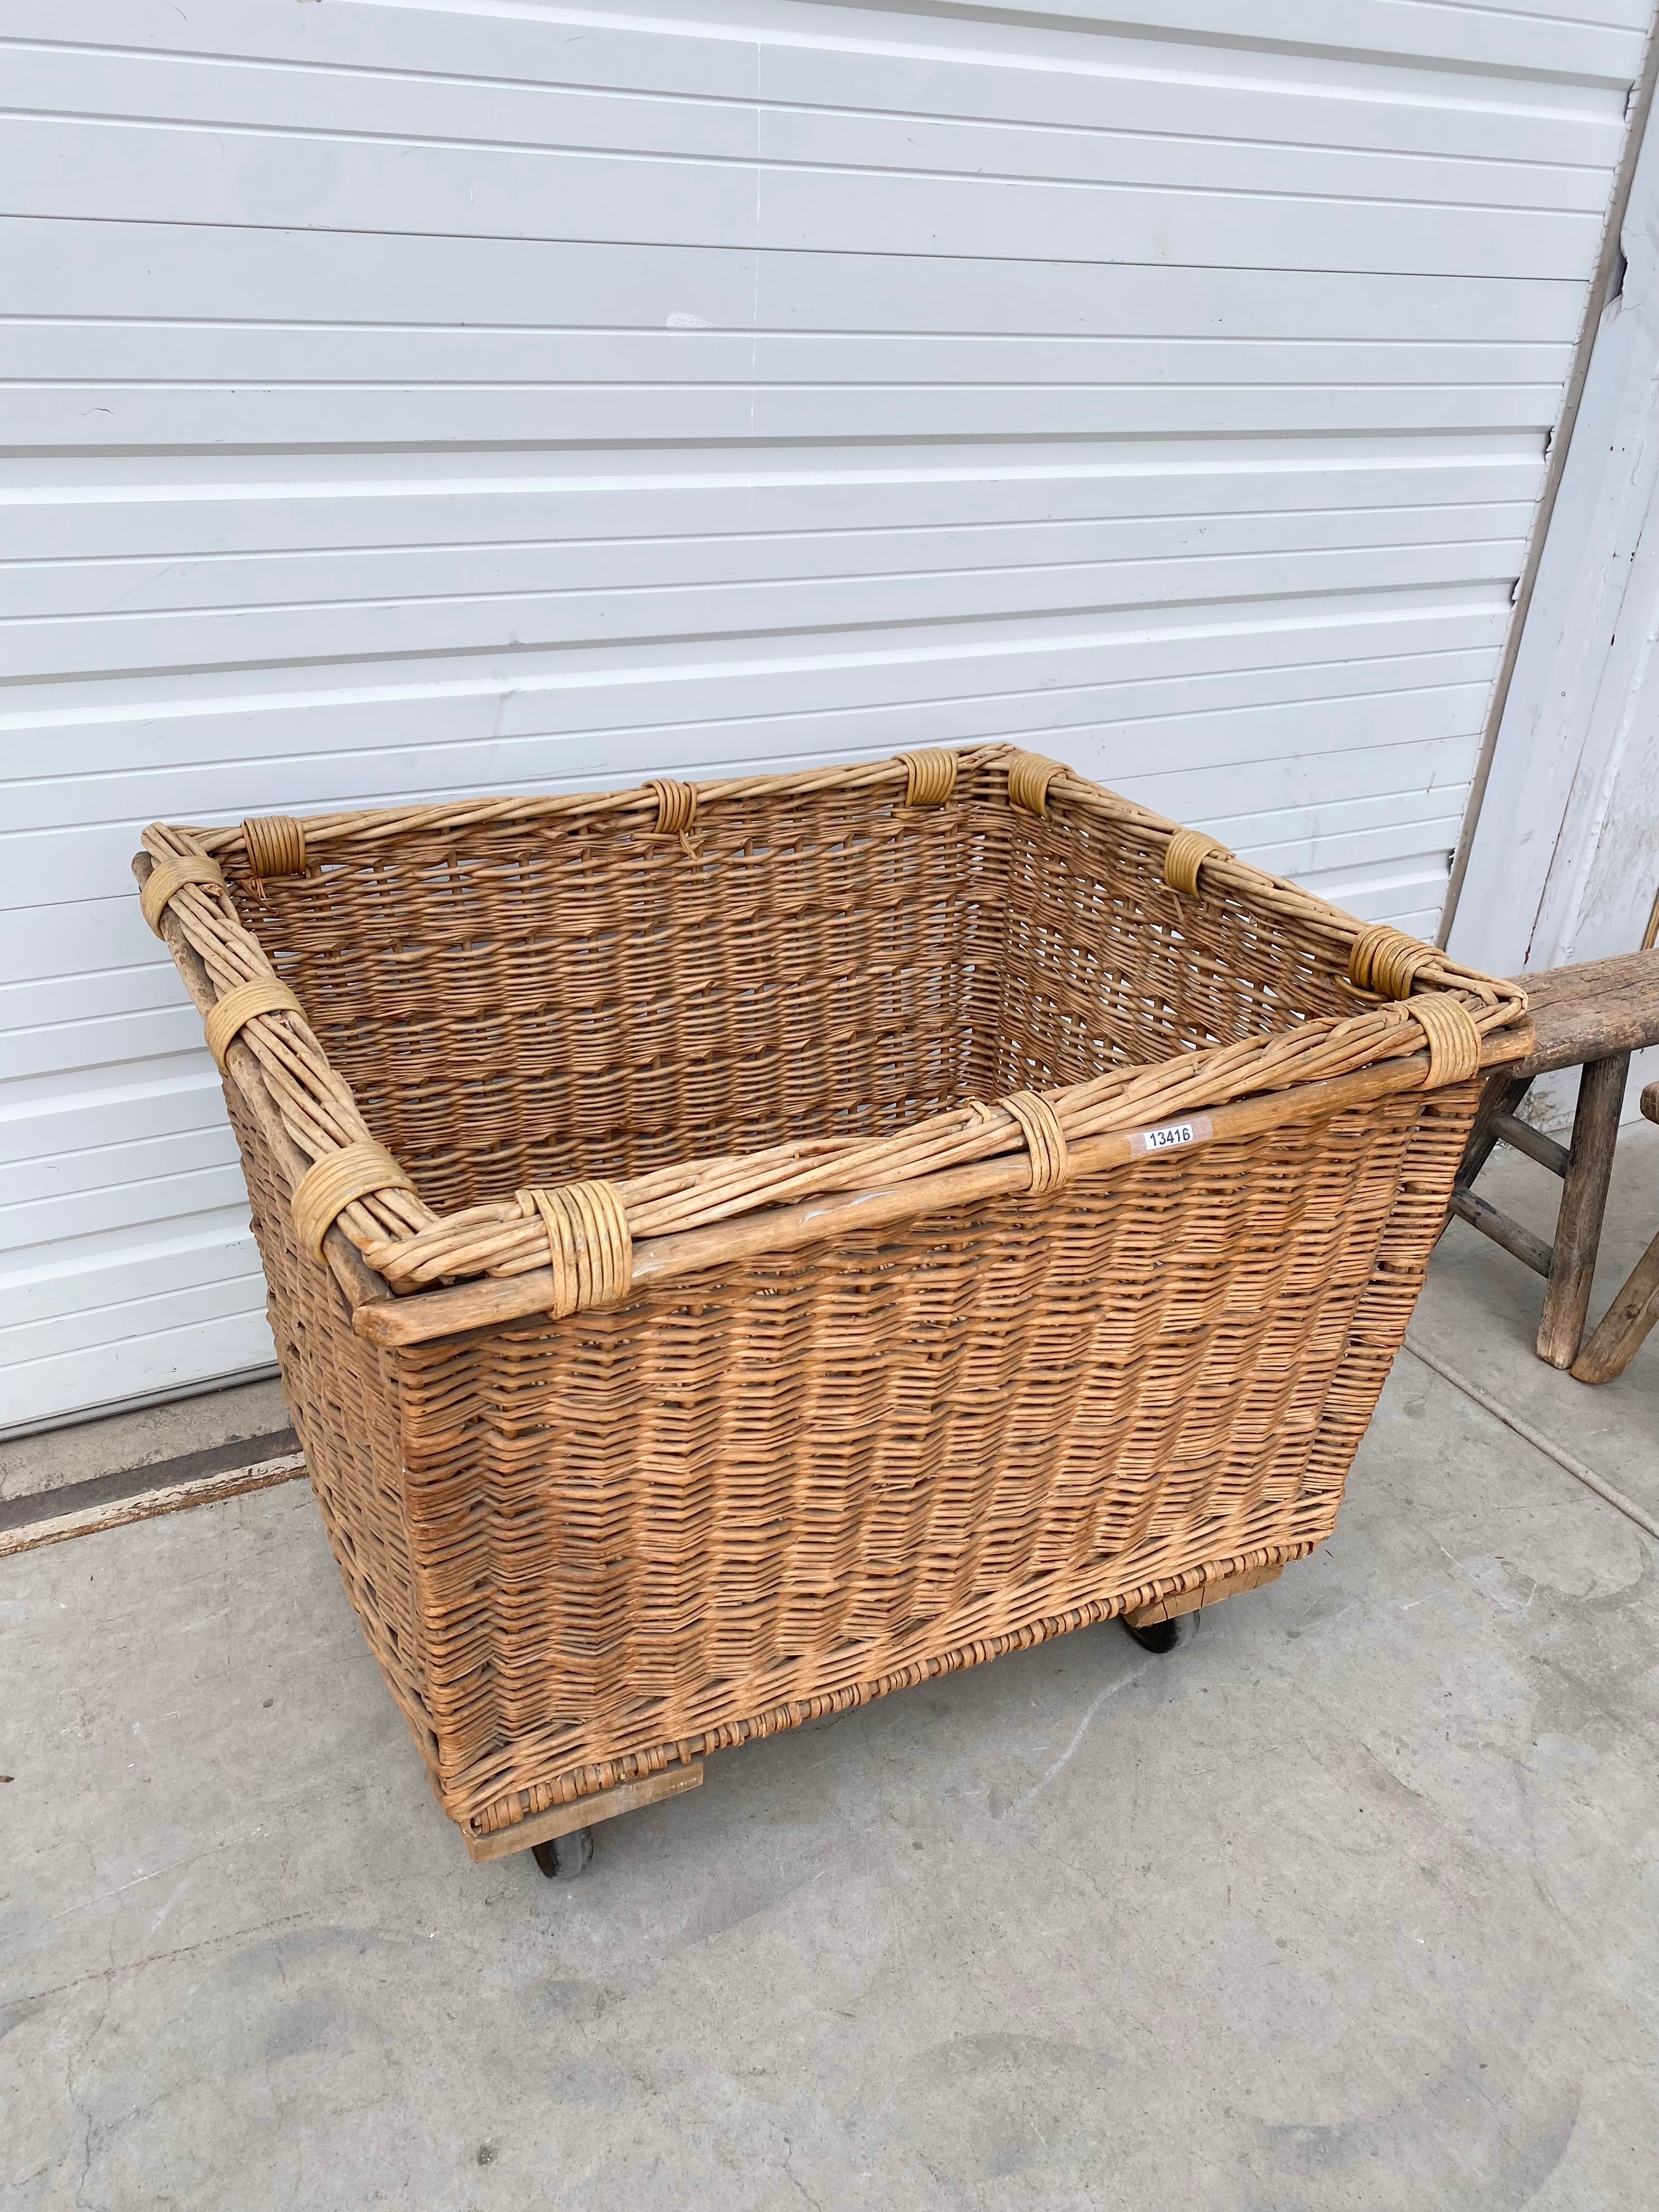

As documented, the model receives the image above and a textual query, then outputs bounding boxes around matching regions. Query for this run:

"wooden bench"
[1450,950,1659,1373]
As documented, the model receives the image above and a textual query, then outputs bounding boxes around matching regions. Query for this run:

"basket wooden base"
[1125,1558,1286,1628]
[453,1760,704,1864]
[464,1553,1292,1858]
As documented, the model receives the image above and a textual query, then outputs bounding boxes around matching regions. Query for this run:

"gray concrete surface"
[0,1378,290,1505]
[2,1140,1656,2212]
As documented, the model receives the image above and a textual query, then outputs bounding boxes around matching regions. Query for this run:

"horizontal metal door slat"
[4,0,1644,91]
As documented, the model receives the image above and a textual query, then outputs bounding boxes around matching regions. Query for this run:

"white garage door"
[2,0,1647,1431]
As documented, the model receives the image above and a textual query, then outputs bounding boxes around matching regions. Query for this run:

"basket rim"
[134,743,1529,1344]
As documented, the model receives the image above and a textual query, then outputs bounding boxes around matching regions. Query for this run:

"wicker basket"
[137,747,1528,1859]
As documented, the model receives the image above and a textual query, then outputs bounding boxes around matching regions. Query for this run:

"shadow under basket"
[136,746,1530,1861]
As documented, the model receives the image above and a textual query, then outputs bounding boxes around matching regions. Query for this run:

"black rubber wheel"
[1120,1607,1198,1654]
[532,1826,594,1880]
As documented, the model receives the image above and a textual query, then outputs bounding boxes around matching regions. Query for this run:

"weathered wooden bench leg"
[1571,1226,1659,1383]
[1572,1079,1659,1383]
[1538,1052,1630,1368]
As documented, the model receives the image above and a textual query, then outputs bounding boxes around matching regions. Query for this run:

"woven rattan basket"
[137,746,1529,1863]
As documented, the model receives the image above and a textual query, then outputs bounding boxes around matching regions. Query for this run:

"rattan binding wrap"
[1163,828,1234,897]
[292,1142,416,1261]
[1007,750,1065,817]
[516,1180,632,1317]
[140,853,225,935]
[1000,1090,1070,1193]
[204,976,303,1071]
[899,748,959,808]
[646,778,699,849]
[1348,922,1437,1001]
[242,814,307,882]
[1410,993,1483,1090]
[137,745,1529,1848]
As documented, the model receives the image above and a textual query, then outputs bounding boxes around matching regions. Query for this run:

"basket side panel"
[224,1089,438,1765]
[993,803,1367,1092]
[1296,1077,1483,1514]
[388,1082,1477,1835]
[218,789,1012,1211]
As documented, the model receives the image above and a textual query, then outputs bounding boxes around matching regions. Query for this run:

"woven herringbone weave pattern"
[139,747,1522,1847]
[393,1086,1480,1835]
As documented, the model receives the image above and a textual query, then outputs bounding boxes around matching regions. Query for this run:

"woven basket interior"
[221,762,1361,1218]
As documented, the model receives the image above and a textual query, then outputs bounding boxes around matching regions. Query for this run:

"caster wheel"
[532,1826,594,1880]
[1120,1607,1198,1654]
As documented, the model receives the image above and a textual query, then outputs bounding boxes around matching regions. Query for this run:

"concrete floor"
[0,1378,290,1505]
[2,1132,1655,2211]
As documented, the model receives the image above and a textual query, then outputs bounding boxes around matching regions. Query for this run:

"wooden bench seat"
[1504,952,1659,1077]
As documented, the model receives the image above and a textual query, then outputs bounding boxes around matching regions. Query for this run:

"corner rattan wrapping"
[138,748,1527,1845]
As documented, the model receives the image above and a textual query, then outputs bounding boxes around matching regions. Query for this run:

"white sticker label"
[1131,1114,1214,1155]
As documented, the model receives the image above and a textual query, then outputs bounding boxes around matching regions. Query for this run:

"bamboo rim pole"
[354,1025,1532,1350]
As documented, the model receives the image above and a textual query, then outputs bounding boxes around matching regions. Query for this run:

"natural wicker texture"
[415,1082,1480,1835]
[224,1085,436,1758]
[138,751,1522,1294]
[138,745,1526,1845]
